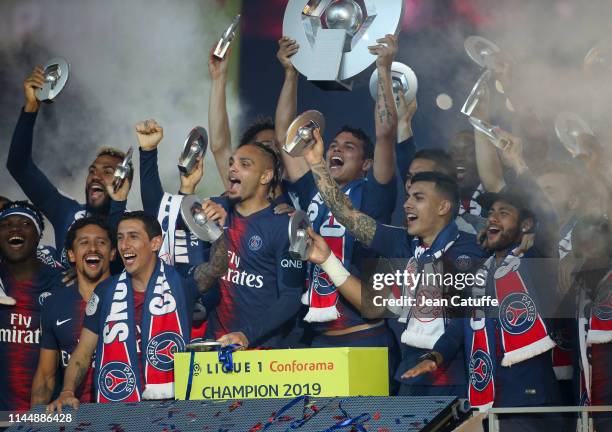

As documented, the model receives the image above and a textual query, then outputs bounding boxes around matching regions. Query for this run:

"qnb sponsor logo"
[0,313,41,344]
[281,259,302,269]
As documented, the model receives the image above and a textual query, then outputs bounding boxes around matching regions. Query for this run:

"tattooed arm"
[46,328,98,413]
[193,234,228,293]
[369,34,399,185]
[303,129,377,247]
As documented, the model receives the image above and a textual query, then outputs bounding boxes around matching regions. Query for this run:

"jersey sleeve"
[7,109,81,228]
[40,294,59,350]
[286,171,316,211]
[239,225,305,345]
[139,148,165,217]
[362,169,397,223]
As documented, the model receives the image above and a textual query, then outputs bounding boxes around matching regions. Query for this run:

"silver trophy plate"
[178,127,208,176]
[468,117,505,149]
[288,210,312,261]
[461,69,491,116]
[369,61,418,105]
[554,112,594,157]
[284,110,326,157]
[36,57,70,102]
[283,0,403,90]
[180,194,222,243]
[185,340,223,352]
[214,14,241,59]
[112,147,133,192]
[464,36,500,70]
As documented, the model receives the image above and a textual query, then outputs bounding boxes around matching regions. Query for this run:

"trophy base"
[310,79,353,91]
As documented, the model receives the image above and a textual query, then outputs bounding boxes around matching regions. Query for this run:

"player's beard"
[487,225,520,252]
[86,192,111,215]
[82,266,106,284]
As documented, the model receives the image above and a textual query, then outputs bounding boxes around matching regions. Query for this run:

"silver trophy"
[180,195,222,243]
[112,147,133,193]
[178,127,208,176]
[284,110,326,157]
[468,117,506,149]
[283,0,403,90]
[36,57,70,102]
[214,14,241,59]
[185,340,223,352]
[554,112,594,157]
[369,61,418,106]
[461,69,491,116]
[288,211,312,260]
[464,36,501,70]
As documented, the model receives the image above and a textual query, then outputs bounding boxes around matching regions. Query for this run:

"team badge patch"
[469,349,493,391]
[248,235,263,251]
[39,291,52,305]
[146,332,185,372]
[499,292,537,335]
[455,254,473,271]
[98,361,137,401]
[86,293,99,316]
[311,265,335,296]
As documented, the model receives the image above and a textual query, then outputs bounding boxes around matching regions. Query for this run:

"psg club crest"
[312,265,335,295]
[86,293,99,316]
[98,361,137,402]
[469,349,493,391]
[499,293,537,335]
[455,254,473,271]
[146,332,185,372]
[248,235,263,251]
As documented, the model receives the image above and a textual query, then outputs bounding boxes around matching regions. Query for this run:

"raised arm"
[302,129,377,247]
[46,327,98,413]
[274,37,310,182]
[370,34,399,185]
[136,119,165,216]
[7,67,80,226]
[208,47,233,190]
[473,92,505,193]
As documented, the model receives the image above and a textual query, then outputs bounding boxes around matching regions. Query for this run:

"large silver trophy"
[461,36,506,117]
[178,127,208,176]
[283,0,403,90]
[36,57,70,102]
[112,147,133,192]
[369,61,418,106]
[288,211,313,260]
[554,112,595,158]
[284,110,326,157]
[180,195,222,243]
[214,14,241,59]
[468,117,506,150]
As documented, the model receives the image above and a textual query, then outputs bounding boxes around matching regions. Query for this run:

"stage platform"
[5,396,471,431]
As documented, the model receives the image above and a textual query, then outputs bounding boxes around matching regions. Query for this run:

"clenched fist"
[135,119,164,151]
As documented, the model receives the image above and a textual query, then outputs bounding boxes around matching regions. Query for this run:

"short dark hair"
[95,147,134,183]
[0,196,10,211]
[335,125,374,160]
[239,116,275,147]
[410,171,460,214]
[65,216,114,251]
[0,200,45,233]
[413,149,457,178]
[117,211,162,239]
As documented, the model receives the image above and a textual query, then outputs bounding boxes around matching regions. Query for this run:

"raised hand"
[302,127,325,166]
[217,331,248,349]
[23,66,45,112]
[200,199,227,228]
[277,37,299,72]
[208,46,231,81]
[179,156,204,194]
[135,119,164,151]
[106,176,131,202]
[497,131,527,174]
[368,34,398,70]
